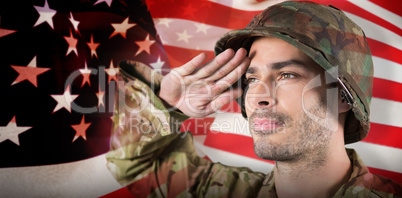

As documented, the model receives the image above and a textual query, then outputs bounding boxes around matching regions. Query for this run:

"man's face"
[245,37,337,162]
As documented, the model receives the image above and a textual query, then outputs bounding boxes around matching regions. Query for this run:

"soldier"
[107,1,402,197]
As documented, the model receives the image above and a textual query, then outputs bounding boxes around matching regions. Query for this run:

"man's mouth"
[252,118,284,132]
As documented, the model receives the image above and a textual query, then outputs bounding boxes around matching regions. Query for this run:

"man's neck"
[274,143,352,198]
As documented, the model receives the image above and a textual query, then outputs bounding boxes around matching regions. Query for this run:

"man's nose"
[246,82,277,109]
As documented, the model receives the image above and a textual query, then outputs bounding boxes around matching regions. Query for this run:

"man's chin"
[253,140,294,162]
[253,141,278,161]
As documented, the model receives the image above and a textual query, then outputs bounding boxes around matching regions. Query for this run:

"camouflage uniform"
[106,61,402,197]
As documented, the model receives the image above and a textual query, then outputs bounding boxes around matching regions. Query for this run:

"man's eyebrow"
[271,59,307,70]
[246,67,256,74]
[246,59,307,74]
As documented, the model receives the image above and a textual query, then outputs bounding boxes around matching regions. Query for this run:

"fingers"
[206,87,243,114]
[210,55,249,96]
[173,52,207,76]
[195,48,237,79]
[205,48,248,82]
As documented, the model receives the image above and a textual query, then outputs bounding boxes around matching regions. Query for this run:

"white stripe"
[344,12,402,51]
[208,0,286,11]
[346,141,402,173]
[194,137,274,174]
[370,98,402,128]
[153,18,230,51]
[373,56,402,84]
[347,0,402,30]
[0,155,121,197]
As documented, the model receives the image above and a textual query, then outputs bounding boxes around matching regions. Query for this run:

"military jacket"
[106,61,402,198]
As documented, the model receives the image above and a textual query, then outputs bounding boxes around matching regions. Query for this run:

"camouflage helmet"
[214,1,373,144]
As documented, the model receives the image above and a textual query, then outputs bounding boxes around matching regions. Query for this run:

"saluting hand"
[159,48,249,117]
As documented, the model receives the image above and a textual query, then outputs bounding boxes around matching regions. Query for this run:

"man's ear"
[339,89,352,113]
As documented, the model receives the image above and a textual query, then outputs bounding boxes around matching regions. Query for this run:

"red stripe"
[203,155,212,161]
[100,187,136,198]
[373,78,402,102]
[368,167,402,185]
[164,45,215,69]
[367,38,402,65]
[147,0,259,30]
[365,123,402,149]
[369,0,402,16]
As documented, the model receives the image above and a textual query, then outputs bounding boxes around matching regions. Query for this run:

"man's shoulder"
[339,149,402,197]
[192,162,266,197]
[365,173,402,197]
[339,172,402,197]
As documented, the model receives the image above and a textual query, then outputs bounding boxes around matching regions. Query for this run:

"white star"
[94,0,113,7]
[109,17,136,39]
[195,23,211,35]
[71,115,91,142]
[10,56,51,87]
[69,12,80,33]
[33,0,57,29]
[0,16,16,37]
[150,56,165,71]
[0,29,16,38]
[51,85,79,113]
[176,30,193,44]
[0,116,32,146]
[134,34,155,56]
[79,61,92,87]
[87,34,100,58]
[64,30,78,56]
[96,86,105,108]
[105,60,119,82]
[157,18,173,28]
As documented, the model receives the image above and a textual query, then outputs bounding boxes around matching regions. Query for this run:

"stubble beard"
[250,105,332,169]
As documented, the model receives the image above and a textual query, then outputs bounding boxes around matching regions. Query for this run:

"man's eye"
[279,73,295,80]
[246,78,258,84]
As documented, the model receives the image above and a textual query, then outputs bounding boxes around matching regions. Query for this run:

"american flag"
[0,0,168,196]
[0,0,400,197]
